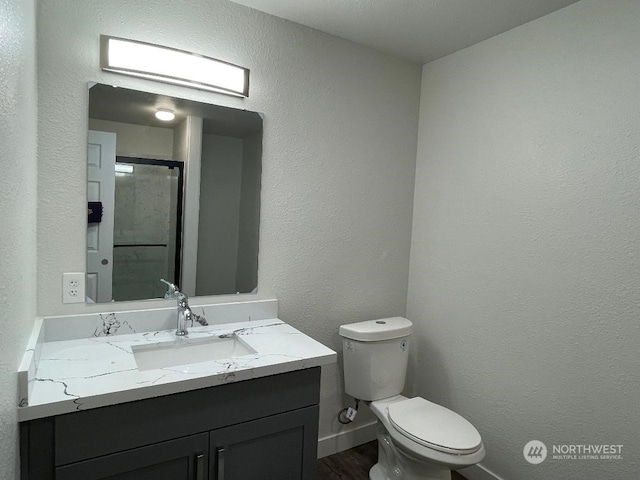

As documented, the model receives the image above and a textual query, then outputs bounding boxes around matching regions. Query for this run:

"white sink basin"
[132,335,257,371]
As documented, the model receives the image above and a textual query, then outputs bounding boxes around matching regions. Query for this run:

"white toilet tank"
[339,317,413,401]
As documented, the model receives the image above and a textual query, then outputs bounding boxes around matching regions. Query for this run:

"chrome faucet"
[175,292,193,337]
[161,278,179,299]
[161,279,192,336]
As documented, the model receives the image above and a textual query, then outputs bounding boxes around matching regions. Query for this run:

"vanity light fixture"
[155,109,176,122]
[100,35,250,97]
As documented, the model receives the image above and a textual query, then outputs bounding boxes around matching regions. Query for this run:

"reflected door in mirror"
[87,131,116,303]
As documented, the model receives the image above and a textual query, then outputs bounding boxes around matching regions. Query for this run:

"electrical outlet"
[63,272,85,304]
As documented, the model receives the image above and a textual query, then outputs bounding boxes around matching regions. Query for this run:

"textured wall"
[409,1,640,479]
[0,0,37,476]
[36,0,421,443]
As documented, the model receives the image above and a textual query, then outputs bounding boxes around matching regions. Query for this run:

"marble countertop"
[18,301,336,421]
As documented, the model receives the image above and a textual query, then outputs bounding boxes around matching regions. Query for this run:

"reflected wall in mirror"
[87,83,262,303]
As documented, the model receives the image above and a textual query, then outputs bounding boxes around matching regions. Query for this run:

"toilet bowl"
[339,317,485,480]
[369,395,485,480]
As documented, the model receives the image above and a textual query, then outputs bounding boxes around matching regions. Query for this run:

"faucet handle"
[160,278,180,299]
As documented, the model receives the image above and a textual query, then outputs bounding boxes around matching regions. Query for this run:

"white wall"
[88,118,175,159]
[236,131,262,293]
[0,0,37,477]
[36,0,421,446]
[197,134,243,295]
[174,115,204,297]
[409,1,640,479]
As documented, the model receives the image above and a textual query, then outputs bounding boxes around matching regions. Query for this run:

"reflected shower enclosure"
[112,157,183,301]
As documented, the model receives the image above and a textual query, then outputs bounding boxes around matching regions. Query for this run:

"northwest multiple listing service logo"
[523,440,623,464]
[524,440,547,464]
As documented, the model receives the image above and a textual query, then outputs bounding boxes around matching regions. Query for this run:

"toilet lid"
[388,398,482,454]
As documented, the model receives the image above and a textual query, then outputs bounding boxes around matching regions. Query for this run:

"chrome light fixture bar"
[100,35,249,97]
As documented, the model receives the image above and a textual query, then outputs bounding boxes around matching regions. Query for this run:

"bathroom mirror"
[87,83,262,303]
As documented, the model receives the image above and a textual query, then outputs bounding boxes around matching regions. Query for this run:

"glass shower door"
[112,158,183,301]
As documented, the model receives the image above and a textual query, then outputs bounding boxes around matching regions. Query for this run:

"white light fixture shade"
[100,35,249,97]
[155,109,176,122]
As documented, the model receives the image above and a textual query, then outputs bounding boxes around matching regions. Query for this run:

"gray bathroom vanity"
[21,368,320,479]
[18,300,336,480]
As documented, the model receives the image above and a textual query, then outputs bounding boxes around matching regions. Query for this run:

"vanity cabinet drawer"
[54,367,320,465]
[55,433,208,480]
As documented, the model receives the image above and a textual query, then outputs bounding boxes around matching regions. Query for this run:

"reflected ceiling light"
[115,164,134,174]
[100,35,250,97]
[155,109,176,122]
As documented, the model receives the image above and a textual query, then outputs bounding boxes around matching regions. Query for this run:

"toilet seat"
[388,397,482,455]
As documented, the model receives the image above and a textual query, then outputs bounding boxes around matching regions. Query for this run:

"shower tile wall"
[113,164,178,301]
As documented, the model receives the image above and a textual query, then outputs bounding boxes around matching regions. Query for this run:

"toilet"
[339,317,485,480]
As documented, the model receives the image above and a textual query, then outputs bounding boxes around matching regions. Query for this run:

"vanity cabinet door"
[210,406,319,480]
[55,433,208,480]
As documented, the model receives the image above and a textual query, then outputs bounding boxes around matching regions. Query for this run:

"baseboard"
[458,462,507,480]
[317,421,378,459]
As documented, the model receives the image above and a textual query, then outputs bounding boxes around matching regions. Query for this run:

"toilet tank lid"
[339,317,413,341]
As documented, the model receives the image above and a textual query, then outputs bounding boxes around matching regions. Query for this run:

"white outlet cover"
[63,272,85,304]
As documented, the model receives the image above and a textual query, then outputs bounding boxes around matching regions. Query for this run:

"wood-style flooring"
[317,441,467,480]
